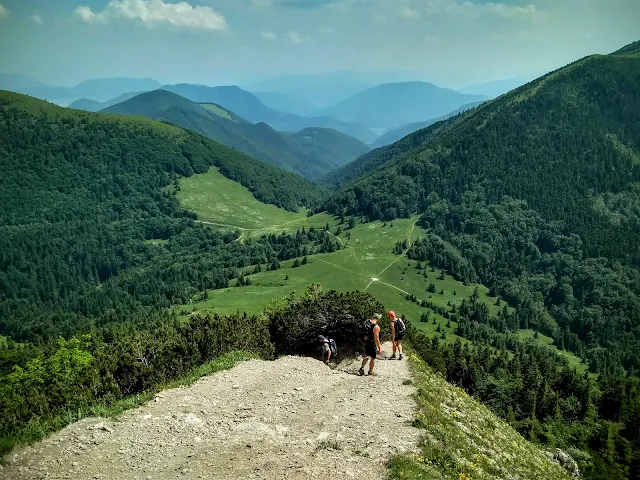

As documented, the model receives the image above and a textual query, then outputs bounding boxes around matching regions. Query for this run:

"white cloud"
[261,31,277,40]
[31,15,44,25]
[419,0,538,19]
[75,0,228,31]
[287,30,307,44]
[0,4,9,18]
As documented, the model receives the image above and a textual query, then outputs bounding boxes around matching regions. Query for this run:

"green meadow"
[178,167,333,235]
[176,166,588,367]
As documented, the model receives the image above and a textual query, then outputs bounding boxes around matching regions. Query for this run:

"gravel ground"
[1,342,419,480]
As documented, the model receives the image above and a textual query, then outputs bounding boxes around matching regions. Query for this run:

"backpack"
[362,319,375,343]
[318,335,338,358]
[394,318,406,335]
[328,339,337,357]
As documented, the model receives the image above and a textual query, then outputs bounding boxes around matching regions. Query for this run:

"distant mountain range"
[3,73,540,142]
[319,82,487,129]
[68,92,149,111]
[243,69,423,109]
[162,84,376,144]
[102,89,369,180]
[369,101,486,149]
[0,74,162,104]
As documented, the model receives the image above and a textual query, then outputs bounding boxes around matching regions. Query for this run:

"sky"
[0,0,638,88]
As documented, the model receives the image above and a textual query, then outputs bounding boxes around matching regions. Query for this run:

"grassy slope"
[176,167,333,233]
[389,354,571,480]
[176,168,588,372]
[199,102,240,122]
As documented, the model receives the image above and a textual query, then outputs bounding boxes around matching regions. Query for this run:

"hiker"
[317,335,337,364]
[388,310,405,360]
[359,313,382,376]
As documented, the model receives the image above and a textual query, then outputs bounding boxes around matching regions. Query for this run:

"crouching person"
[317,335,337,364]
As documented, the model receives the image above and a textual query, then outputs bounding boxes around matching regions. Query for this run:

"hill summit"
[1,343,574,480]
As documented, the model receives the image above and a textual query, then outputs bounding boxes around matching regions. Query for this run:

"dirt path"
[1,342,419,480]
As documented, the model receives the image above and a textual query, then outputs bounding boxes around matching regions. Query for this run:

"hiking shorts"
[364,343,377,359]
[394,332,405,342]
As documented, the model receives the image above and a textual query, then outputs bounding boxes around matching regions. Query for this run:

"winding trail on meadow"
[366,217,420,291]
[1,342,420,480]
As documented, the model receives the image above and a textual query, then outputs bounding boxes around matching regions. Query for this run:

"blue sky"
[0,0,638,87]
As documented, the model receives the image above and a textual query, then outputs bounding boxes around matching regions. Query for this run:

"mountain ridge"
[162,83,376,144]
[320,81,487,129]
[102,89,368,179]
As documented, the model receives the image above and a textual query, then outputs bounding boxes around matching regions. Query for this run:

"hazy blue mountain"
[456,74,539,98]
[68,91,149,112]
[244,72,372,108]
[252,92,319,116]
[0,73,72,103]
[244,69,424,108]
[369,101,486,149]
[0,73,47,91]
[102,89,368,179]
[162,83,376,144]
[0,75,162,105]
[320,81,487,129]
[72,78,162,102]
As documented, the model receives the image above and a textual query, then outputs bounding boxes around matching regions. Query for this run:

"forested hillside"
[103,90,368,179]
[323,44,640,478]
[0,90,330,345]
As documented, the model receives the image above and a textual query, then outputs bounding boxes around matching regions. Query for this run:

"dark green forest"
[0,91,333,344]
[323,50,640,375]
[323,45,640,479]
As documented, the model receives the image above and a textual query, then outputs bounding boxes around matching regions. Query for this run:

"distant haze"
[0,0,638,88]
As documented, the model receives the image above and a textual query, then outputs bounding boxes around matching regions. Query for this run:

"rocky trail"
[1,342,420,480]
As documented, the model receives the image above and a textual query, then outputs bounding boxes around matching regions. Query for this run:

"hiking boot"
[358,368,365,376]
[368,371,377,376]
[399,354,403,360]
[388,354,396,360]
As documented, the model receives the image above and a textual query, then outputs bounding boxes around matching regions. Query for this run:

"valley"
[1,28,640,480]
[176,166,588,378]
